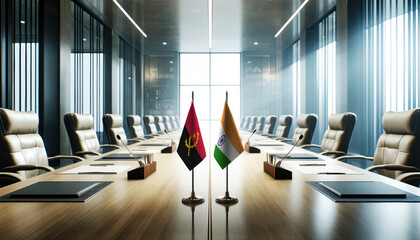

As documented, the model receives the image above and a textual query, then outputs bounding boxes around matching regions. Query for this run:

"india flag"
[214,100,244,169]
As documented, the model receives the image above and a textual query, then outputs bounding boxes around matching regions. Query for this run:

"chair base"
[263,161,292,180]
[127,161,157,179]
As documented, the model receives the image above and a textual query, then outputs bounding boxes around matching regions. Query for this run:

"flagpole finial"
[226,91,228,102]
[192,91,194,103]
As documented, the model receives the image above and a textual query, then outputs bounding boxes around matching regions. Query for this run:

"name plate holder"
[161,141,176,154]
[127,154,157,179]
[263,154,292,180]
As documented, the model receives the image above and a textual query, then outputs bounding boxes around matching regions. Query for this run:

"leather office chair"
[175,116,181,129]
[261,115,277,134]
[64,113,120,158]
[170,116,177,130]
[163,116,172,131]
[154,116,165,132]
[243,116,251,130]
[103,114,141,147]
[281,114,317,146]
[255,116,266,133]
[248,116,258,131]
[127,115,150,140]
[240,116,246,129]
[337,109,420,180]
[0,109,83,186]
[273,115,293,139]
[143,115,159,135]
[301,112,357,158]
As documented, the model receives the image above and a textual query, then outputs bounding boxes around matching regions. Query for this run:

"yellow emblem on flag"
[185,132,199,156]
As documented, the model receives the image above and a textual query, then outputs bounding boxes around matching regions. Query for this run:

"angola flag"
[177,102,206,170]
[214,100,244,169]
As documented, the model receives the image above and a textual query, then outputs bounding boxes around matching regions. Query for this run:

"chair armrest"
[335,155,374,162]
[2,165,54,173]
[100,144,121,150]
[395,172,420,183]
[366,164,420,173]
[300,144,321,149]
[48,155,84,165]
[0,172,24,184]
[74,150,101,158]
[319,150,347,158]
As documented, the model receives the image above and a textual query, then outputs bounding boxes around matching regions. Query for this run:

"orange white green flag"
[214,100,244,169]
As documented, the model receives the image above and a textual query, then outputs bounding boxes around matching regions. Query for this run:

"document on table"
[59,165,132,174]
[297,165,361,175]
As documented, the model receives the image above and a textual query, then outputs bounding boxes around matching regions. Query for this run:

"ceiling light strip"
[208,0,213,49]
[274,0,309,38]
[112,0,147,37]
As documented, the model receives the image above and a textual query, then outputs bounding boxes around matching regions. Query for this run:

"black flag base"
[216,191,238,205]
[182,191,205,205]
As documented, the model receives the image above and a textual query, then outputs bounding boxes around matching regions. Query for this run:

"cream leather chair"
[281,114,317,146]
[301,112,356,158]
[143,115,159,135]
[243,116,251,130]
[337,109,420,179]
[64,113,120,158]
[255,116,266,133]
[163,116,172,131]
[127,115,152,140]
[0,109,83,185]
[154,116,165,132]
[240,116,246,129]
[272,115,293,139]
[261,116,277,134]
[248,116,258,131]
[103,114,141,147]
[175,116,181,129]
[169,116,177,130]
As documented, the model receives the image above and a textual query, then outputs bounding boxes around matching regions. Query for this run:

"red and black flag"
[177,102,206,170]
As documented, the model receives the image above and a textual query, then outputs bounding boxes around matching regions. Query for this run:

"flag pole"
[182,91,204,205]
[216,91,238,204]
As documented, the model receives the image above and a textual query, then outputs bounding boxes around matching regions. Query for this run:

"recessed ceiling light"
[83,38,87,42]
[275,0,310,37]
[169,61,174,64]
[112,0,147,37]
[248,61,252,64]
[162,42,167,45]
[253,42,259,45]
[20,20,25,24]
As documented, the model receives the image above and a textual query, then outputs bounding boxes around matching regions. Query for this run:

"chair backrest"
[170,116,177,129]
[103,114,127,146]
[320,113,357,154]
[64,113,100,154]
[291,114,317,146]
[240,116,246,128]
[255,116,266,132]
[244,116,251,129]
[175,116,180,128]
[154,116,165,132]
[276,115,293,138]
[262,116,277,134]
[0,108,48,179]
[373,109,420,178]
[248,116,258,131]
[127,115,145,138]
[143,115,158,134]
[163,116,172,131]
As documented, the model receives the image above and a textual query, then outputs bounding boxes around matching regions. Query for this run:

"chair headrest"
[257,116,264,122]
[144,115,154,124]
[72,113,94,130]
[265,115,277,125]
[328,113,356,130]
[279,115,292,126]
[128,115,141,125]
[164,116,170,121]
[104,114,123,128]
[0,108,38,135]
[382,109,420,135]
[155,116,163,123]
[297,114,317,128]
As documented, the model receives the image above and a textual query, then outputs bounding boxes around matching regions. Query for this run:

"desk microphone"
[246,129,257,144]
[164,129,174,143]
[275,135,303,167]
[117,135,145,167]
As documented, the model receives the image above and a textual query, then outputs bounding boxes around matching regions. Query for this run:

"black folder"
[10,182,101,198]
[318,181,407,198]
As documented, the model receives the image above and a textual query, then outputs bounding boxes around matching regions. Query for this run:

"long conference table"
[0,130,419,239]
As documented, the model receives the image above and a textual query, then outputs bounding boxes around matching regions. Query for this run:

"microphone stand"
[117,135,145,167]
[274,135,303,167]
[244,129,260,153]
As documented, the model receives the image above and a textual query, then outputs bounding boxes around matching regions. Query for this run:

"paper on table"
[297,165,361,175]
[59,165,132,174]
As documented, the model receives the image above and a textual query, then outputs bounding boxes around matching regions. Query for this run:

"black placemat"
[307,181,420,202]
[0,181,113,202]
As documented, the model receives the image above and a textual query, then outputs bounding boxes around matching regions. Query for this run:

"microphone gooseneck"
[246,129,257,144]
[117,135,145,167]
[275,135,303,167]
[164,129,174,143]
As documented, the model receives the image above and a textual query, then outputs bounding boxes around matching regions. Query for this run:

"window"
[365,0,419,153]
[282,40,301,125]
[70,2,105,137]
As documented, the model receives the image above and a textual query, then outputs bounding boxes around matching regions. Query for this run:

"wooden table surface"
[0,132,419,239]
